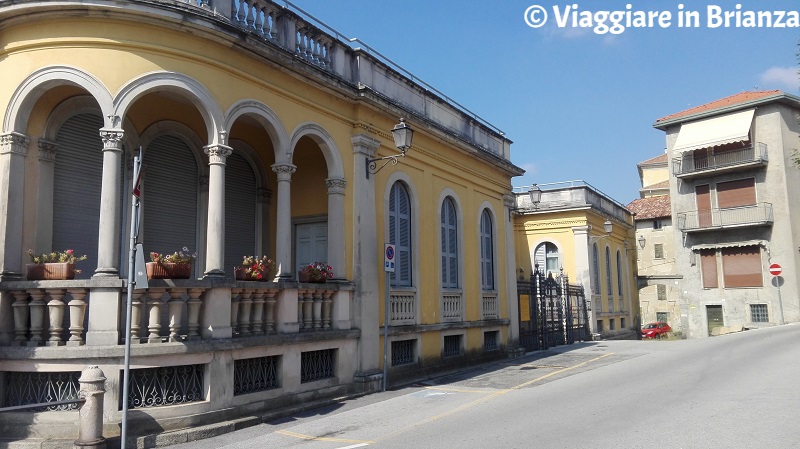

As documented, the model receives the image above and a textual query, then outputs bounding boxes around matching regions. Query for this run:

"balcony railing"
[673,143,768,178]
[677,202,773,232]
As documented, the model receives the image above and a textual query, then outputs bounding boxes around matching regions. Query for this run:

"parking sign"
[385,244,395,272]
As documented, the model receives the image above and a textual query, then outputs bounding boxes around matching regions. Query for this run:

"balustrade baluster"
[129,290,144,344]
[238,289,253,336]
[11,290,30,345]
[146,288,166,343]
[47,289,67,345]
[251,289,265,335]
[312,289,322,330]
[186,288,203,340]
[322,291,332,329]
[254,6,264,36]
[236,0,247,24]
[264,289,276,333]
[230,288,241,337]
[66,288,89,345]
[167,288,186,342]
[302,290,313,330]
[28,289,47,346]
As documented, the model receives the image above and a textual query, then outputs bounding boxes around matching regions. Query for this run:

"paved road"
[170,324,800,449]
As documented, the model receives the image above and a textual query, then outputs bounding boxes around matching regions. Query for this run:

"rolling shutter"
[225,152,257,273]
[721,246,762,288]
[700,249,718,288]
[142,135,198,276]
[52,113,104,279]
[717,178,756,209]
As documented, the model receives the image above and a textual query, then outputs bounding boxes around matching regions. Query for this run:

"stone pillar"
[572,225,594,331]
[95,129,124,277]
[203,144,232,278]
[351,134,381,384]
[326,177,346,281]
[35,140,58,253]
[503,194,520,343]
[0,132,29,280]
[75,366,107,449]
[271,163,296,279]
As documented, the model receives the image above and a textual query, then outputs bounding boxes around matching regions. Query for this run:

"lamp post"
[589,219,613,245]
[638,235,646,250]
[366,118,414,179]
[528,184,542,209]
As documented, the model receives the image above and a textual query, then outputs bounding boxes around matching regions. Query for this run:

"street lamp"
[366,118,414,179]
[638,235,646,249]
[589,219,613,245]
[528,184,542,209]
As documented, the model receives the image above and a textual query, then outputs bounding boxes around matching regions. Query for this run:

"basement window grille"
[391,339,416,366]
[443,335,463,358]
[484,331,499,352]
[301,349,336,383]
[121,364,204,410]
[234,356,280,395]
[2,371,81,411]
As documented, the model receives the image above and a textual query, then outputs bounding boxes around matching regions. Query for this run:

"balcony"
[677,203,773,232]
[673,143,768,179]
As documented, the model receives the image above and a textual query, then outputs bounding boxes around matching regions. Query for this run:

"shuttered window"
[479,210,494,291]
[700,249,718,288]
[721,246,762,288]
[616,250,623,296]
[142,135,198,277]
[440,197,458,288]
[654,243,664,259]
[224,152,257,274]
[696,184,711,228]
[534,242,559,275]
[592,244,600,294]
[389,182,412,287]
[717,178,756,209]
[605,247,612,298]
[53,113,105,279]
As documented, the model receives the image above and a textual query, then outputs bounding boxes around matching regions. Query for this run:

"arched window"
[389,182,412,287]
[616,250,623,296]
[592,243,600,294]
[605,246,612,297]
[534,242,560,275]
[440,197,458,288]
[480,210,495,291]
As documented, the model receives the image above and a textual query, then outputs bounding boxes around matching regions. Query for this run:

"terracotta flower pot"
[146,262,192,279]
[234,266,269,281]
[299,271,326,283]
[26,263,76,280]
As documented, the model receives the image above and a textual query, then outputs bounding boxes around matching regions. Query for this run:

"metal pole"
[776,277,785,325]
[383,267,390,392]
[121,150,142,448]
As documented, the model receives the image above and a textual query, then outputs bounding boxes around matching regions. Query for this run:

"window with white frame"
[534,242,560,275]
[389,182,412,287]
[440,197,458,288]
[479,210,495,291]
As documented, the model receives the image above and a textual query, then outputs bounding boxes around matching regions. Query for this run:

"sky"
[294,1,800,204]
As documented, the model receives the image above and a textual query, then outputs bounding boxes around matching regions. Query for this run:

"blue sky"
[296,1,800,204]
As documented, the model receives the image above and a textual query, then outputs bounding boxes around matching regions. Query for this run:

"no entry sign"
[769,263,782,276]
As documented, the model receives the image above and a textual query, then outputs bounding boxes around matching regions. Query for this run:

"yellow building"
[0,0,523,444]
[513,181,639,337]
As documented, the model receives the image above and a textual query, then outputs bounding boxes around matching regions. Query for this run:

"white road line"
[336,444,369,449]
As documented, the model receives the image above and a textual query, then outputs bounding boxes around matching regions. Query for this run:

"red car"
[641,322,671,339]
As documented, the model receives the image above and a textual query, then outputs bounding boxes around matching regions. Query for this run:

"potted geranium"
[147,247,197,279]
[26,249,88,280]
[299,262,334,283]
[234,255,274,281]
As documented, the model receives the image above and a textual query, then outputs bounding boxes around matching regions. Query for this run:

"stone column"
[0,132,29,280]
[271,163,296,279]
[326,177,346,281]
[35,140,58,253]
[95,129,124,277]
[572,225,594,331]
[203,144,232,278]
[351,134,382,387]
[503,194,520,343]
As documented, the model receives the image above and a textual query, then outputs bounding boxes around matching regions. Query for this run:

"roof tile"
[626,195,671,220]
[656,90,781,123]
[638,154,667,166]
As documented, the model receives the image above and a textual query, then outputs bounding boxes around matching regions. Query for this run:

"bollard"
[74,366,107,449]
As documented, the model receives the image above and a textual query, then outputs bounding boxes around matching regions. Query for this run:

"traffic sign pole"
[769,263,785,325]
[383,244,395,392]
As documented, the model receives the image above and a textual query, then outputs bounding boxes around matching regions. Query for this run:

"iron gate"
[518,267,590,351]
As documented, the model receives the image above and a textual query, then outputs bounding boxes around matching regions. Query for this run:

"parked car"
[641,322,671,339]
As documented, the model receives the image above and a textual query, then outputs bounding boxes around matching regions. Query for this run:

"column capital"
[204,144,233,165]
[0,132,29,156]
[37,139,58,162]
[326,177,346,195]
[271,163,296,182]
[99,128,124,151]
[351,134,380,158]
[572,225,591,236]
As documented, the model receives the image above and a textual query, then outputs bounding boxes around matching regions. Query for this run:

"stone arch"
[287,122,344,179]
[3,65,114,133]
[113,71,223,146]
[224,100,290,163]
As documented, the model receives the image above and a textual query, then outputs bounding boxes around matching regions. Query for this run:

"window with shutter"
[479,210,494,291]
[700,249,718,288]
[717,178,756,209]
[616,251,623,296]
[592,244,600,294]
[225,152,257,273]
[654,243,664,259]
[389,182,412,287]
[440,197,458,288]
[534,242,560,275]
[657,284,667,300]
[721,246,762,287]
[696,184,711,228]
[605,246,612,298]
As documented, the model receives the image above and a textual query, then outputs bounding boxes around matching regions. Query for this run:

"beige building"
[654,90,800,338]
[0,0,523,444]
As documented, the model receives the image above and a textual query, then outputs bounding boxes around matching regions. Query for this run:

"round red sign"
[769,263,782,276]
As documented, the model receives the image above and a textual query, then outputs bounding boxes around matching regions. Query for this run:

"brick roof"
[643,180,669,190]
[626,195,671,220]
[638,154,667,166]
[655,90,781,123]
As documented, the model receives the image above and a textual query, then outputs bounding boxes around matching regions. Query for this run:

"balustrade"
[481,293,499,319]
[441,293,463,322]
[389,291,416,325]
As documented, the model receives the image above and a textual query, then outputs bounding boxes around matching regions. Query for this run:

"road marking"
[337,444,370,449]
[276,430,374,445]
[422,386,497,394]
